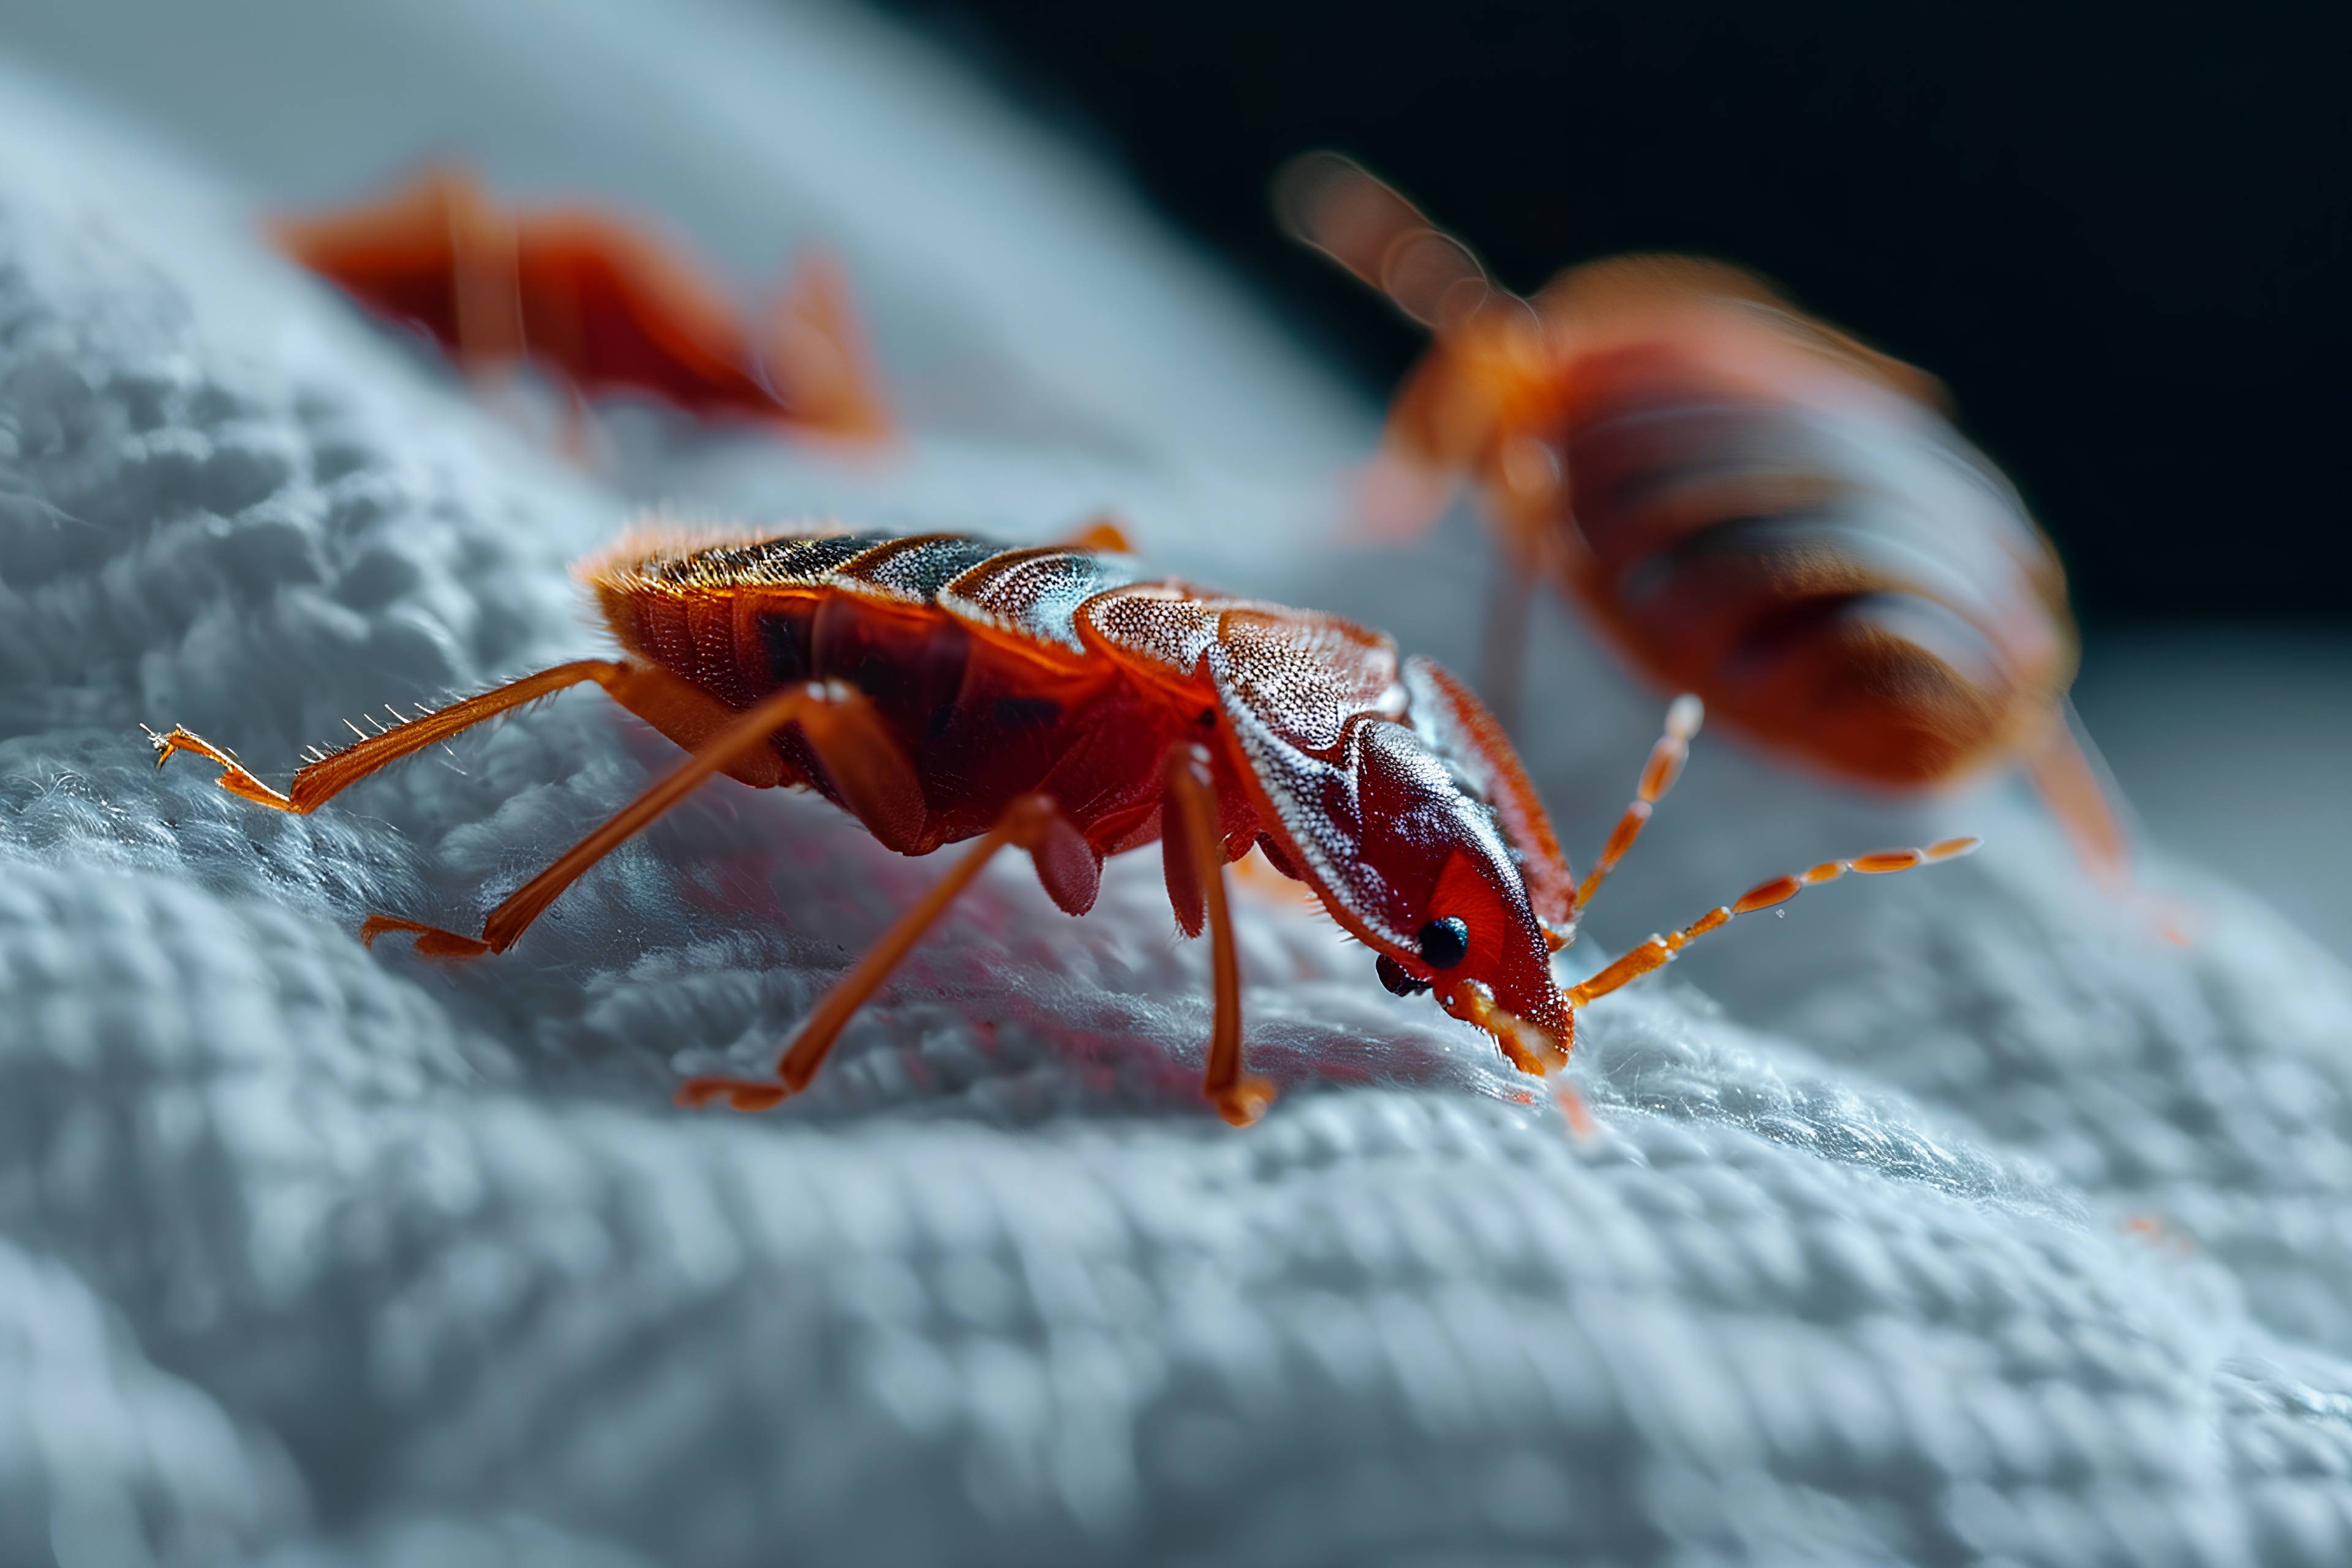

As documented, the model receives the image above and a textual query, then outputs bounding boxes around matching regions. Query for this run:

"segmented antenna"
[1273,151,1513,334]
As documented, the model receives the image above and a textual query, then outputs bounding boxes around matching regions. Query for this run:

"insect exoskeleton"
[274,167,893,442]
[1278,152,2125,886]
[145,526,1974,1125]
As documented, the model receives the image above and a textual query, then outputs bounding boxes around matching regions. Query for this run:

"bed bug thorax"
[146,526,1973,1124]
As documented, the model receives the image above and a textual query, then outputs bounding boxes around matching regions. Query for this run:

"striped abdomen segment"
[593,531,1149,709]
[599,528,1405,730]
[589,531,1183,847]
[610,530,1142,658]
[1558,385,2076,784]
[589,528,1417,855]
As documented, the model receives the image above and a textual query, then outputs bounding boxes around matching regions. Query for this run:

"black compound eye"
[1416,916,1470,970]
[1375,954,1431,997]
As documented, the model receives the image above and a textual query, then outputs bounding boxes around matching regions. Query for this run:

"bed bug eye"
[1416,916,1470,969]
[1376,954,1431,997]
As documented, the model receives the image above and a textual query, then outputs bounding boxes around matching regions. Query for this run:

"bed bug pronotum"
[145,527,1974,1124]
[275,167,894,442]
[1276,153,2127,886]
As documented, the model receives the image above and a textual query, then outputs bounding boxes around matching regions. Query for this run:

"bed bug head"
[1383,311,1555,481]
[1217,676,1570,1077]
[1344,717,1573,1076]
[1208,616,1577,1076]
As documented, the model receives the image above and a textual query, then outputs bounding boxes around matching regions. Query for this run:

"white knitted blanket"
[4,6,2351,1565]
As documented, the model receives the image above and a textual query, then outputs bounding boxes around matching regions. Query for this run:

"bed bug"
[145,527,1974,1124]
[1277,153,2127,884]
[276,167,894,442]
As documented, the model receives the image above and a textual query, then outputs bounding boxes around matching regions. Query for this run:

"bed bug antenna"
[1273,151,1509,335]
[1562,837,1983,1017]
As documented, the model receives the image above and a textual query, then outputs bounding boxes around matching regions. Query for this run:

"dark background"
[882,1,2348,627]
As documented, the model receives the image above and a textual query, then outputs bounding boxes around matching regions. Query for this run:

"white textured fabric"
[4,9,2352,1567]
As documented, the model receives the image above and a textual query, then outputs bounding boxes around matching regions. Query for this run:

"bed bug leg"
[1159,745,1268,1119]
[1564,835,1982,1008]
[1163,743,1274,1126]
[1568,694,1705,921]
[283,166,524,375]
[144,723,296,812]
[1475,540,1537,736]
[2021,709,2133,891]
[440,170,526,376]
[148,660,637,815]
[675,793,1077,1112]
[359,678,918,960]
[765,247,895,442]
[2024,715,2201,943]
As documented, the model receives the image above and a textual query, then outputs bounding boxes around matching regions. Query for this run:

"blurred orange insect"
[146,526,1972,1125]
[276,167,894,442]
[1279,154,2128,886]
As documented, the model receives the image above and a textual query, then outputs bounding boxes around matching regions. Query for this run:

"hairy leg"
[149,660,638,814]
[358,678,916,959]
[676,793,1077,1112]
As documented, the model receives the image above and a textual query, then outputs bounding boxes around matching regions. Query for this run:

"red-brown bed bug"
[145,527,1975,1125]
[274,167,894,442]
[1277,153,2127,888]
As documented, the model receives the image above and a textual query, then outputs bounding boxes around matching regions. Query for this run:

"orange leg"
[765,248,895,443]
[1568,694,1705,922]
[2021,708,2132,891]
[1564,835,1981,1009]
[677,748,1275,1122]
[1163,744,1275,1127]
[439,168,527,374]
[2024,705,2201,944]
[352,679,914,959]
[675,793,1074,1112]
[271,167,521,374]
[147,658,902,815]
[151,663,921,955]
[148,660,639,815]
[1474,538,1537,738]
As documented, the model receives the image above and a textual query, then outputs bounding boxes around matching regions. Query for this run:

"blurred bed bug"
[145,526,1974,1125]
[1277,153,2128,886]
[276,167,894,442]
